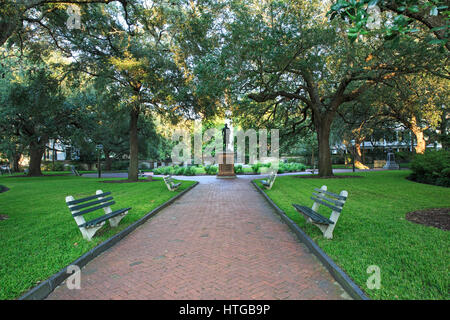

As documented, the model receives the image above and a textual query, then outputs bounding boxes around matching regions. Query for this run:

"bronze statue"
[222,123,230,150]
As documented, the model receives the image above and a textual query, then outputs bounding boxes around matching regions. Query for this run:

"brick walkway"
[47,176,350,300]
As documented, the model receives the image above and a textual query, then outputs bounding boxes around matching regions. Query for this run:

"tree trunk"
[9,150,21,172]
[412,128,426,154]
[128,107,140,181]
[316,119,333,177]
[52,140,56,171]
[409,116,426,154]
[348,141,369,169]
[28,141,45,176]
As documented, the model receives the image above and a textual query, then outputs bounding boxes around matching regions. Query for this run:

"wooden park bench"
[261,170,277,190]
[71,165,81,176]
[163,175,181,191]
[66,190,131,241]
[0,165,11,175]
[292,185,348,239]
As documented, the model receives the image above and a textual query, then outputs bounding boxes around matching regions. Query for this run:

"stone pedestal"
[217,152,236,178]
[383,151,399,170]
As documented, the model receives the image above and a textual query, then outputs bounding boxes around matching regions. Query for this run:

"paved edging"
[251,180,370,300]
[19,181,199,300]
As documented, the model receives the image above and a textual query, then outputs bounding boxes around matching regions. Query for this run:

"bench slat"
[69,197,114,211]
[310,197,342,212]
[80,207,131,228]
[67,192,112,205]
[72,201,116,217]
[314,188,347,200]
[311,193,344,207]
[292,204,334,225]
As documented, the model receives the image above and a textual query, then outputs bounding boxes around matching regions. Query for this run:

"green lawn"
[255,171,449,300]
[0,175,195,300]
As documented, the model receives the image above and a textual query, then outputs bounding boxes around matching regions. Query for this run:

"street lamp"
[96,144,103,178]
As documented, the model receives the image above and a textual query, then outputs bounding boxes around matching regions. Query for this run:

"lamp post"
[96,144,103,178]
[351,141,356,173]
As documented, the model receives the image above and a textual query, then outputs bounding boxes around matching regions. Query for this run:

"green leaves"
[327,0,449,49]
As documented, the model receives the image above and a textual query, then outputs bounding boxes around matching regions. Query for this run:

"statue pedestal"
[217,152,236,178]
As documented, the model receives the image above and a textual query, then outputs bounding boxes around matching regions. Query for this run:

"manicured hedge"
[152,162,307,175]
[409,150,450,187]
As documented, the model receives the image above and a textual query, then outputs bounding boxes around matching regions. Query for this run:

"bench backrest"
[71,165,80,176]
[269,171,277,181]
[66,191,115,227]
[311,185,348,214]
[163,175,174,184]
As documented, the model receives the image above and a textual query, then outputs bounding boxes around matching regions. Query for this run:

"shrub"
[235,164,243,174]
[184,166,197,176]
[277,162,305,173]
[175,166,186,175]
[162,166,175,175]
[152,167,163,174]
[111,161,129,171]
[251,163,261,173]
[205,165,218,175]
[41,161,66,171]
[409,150,450,187]
[395,151,413,163]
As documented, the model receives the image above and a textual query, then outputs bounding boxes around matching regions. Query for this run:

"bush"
[41,161,65,171]
[110,161,129,171]
[277,162,306,173]
[235,164,243,174]
[184,166,197,176]
[251,163,261,173]
[162,166,175,175]
[175,166,186,175]
[409,150,450,187]
[395,151,413,163]
[205,165,218,175]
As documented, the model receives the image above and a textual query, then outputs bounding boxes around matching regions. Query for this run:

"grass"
[0,175,195,300]
[255,170,449,300]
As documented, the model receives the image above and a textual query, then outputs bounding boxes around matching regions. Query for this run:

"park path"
[47,176,349,300]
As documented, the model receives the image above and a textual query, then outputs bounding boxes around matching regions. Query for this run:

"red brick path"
[47,177,349,300]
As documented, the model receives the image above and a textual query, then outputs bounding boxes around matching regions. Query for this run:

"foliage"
[328,0,449,49]
[409,150,450,186]
[110,161,130,171]
[41,161,65,172]
[279,162,306,173]
[205,165,218,175]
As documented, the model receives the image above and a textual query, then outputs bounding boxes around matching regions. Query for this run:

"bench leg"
[108,211,129,227]
[80,223,105,241]
[323,225,335,239]
[322,207,344,239]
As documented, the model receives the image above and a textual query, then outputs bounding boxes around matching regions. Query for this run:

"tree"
[0,63,78,176]
[328,0,449,50]
[0,0,121,47]
[27,1,194,180]
[375,74,448,153]
[220,0,442,176]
